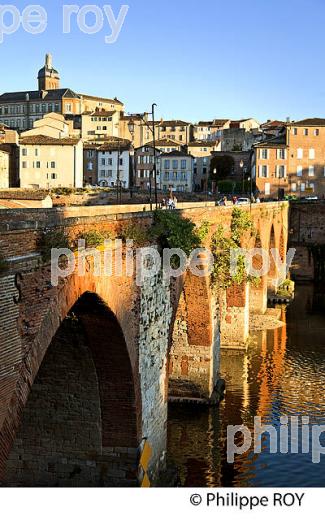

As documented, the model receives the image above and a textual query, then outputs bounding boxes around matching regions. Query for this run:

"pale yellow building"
[0,150,9,188]
[81,110,120,141]
[19,135,83,189]
[21,112,70,139]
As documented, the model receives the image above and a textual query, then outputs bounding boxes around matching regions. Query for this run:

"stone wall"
[139,272,172,482]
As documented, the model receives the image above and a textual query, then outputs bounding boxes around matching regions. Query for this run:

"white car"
[236,198,250,205]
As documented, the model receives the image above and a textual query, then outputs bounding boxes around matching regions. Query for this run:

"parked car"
[235,197,250,205]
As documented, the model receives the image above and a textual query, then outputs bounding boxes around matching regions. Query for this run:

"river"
[167,283,325,487]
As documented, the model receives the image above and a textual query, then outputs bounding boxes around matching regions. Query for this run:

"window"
[51,173,57,180]
[22,161,28,168]
[181,159,186,169]
[101,158,106,166]
[260,149,268,159]
[309,182,315,192]
[304,129,308,136]
[22,148,28,156]
[297,165,303,177]
[291,183,297,192]
[297,148,303,159]
[65,103,72,113]
[259,165,268,178]
[51,161,56,169]
[265,183,271,195]
[309,148,315,159]
[87,162,93,171]
[292,128,298,135]
[35,161,41,169]
[164,160,170,169]
[277,165,286,178]
[309,166,314,177]
[300,182,306,192]
[35,148,39,157]
[87,151,94,158]
[277,149,286,160]
[314,129,319,136]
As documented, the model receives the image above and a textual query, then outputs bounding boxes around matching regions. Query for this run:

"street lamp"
[127,119,136,199]
[239,160,245,194]
[212,167,217,201]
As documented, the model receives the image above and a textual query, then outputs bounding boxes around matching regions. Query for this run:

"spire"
[38,53,60,91]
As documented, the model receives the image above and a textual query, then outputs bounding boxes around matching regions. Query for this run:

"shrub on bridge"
[118,223,148,246]
[38,228,71,262]
[78,230,112,248]
[211,208,259,289]
[151,210,202,256]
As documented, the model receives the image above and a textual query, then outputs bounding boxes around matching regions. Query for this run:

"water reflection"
[167,284,325,487]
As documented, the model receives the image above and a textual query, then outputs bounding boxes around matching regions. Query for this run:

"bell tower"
[38,53,60,91]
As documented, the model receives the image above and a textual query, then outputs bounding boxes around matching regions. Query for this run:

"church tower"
[37,53,60,91]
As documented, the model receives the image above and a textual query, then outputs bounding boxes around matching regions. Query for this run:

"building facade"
[0,54,124,131]
[83,144,100,186]
[19,136,83,189]
[157,120,193,145]
[0,150,9,188]
[193,119,230,141]
[254,119,325,199]
[134,145,160,190]
[158,151,193,192]
[97,141,131,188]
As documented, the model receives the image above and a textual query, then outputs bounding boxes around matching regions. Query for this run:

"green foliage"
[210,155,235,181]
[151,210,202,255]
[52,187,75,196]
[78,229,112,248]
[196,221,211,243]
[231,207,255,245]
[217,180,256,194]
[38,228,71,262]
[210,209,258,289]
[119,223,148,246]
[217,180,234,194]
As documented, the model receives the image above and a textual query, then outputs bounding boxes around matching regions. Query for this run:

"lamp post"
[240,160,244,194]
[127,119,135,199]
[212,167,217,202]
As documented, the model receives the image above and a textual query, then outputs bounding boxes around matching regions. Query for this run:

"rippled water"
[167,284,325,487]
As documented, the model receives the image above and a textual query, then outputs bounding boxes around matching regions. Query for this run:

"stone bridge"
[0,201,288,487]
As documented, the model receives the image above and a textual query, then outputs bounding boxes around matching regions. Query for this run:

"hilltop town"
[0,53,324,204]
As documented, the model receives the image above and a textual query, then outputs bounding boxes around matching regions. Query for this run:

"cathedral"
[0,54,124,131]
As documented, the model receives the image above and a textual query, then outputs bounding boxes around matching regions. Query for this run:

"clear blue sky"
[1,0,325,122]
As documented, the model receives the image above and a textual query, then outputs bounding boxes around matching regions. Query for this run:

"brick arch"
[168,269,214,401]
[0,269,142,486]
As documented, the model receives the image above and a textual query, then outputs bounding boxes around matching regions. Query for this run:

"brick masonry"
[0,202,289,485]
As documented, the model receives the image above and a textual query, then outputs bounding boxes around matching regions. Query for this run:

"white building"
[158,151,193,193]
[19,135,83,189]
[97,141,131,188]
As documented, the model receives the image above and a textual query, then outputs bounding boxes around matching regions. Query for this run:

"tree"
[210,155,235,182]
